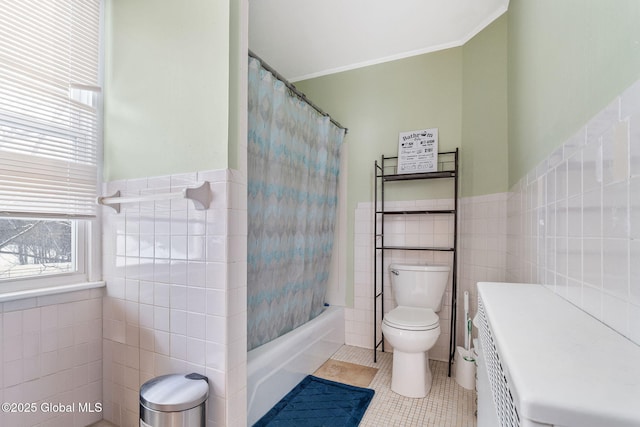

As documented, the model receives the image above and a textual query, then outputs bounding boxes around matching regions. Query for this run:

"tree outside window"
[0,219,74,279]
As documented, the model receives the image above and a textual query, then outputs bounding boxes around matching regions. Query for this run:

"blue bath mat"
[253,375,374,427]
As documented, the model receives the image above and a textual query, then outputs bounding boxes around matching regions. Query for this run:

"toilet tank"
[389,263,450,311]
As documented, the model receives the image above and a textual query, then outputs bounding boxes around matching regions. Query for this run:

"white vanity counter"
[477,282,640,427]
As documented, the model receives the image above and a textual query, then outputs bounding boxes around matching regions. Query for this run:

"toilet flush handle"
[390,269,399,276]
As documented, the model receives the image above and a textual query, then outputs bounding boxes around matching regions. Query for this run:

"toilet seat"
[383,306,439,331]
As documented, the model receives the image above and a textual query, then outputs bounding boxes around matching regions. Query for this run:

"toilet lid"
[383,307,439,331]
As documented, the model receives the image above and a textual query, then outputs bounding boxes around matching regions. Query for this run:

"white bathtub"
[247,305,345,425]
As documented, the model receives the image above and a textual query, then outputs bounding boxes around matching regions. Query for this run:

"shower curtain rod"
[248,49,348,134]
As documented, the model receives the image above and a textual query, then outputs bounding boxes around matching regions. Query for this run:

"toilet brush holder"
[455,346,476,390]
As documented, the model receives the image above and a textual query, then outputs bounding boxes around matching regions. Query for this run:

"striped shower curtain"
[247,57,345,350]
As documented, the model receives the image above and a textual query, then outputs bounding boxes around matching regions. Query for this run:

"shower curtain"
[247,57,345,351]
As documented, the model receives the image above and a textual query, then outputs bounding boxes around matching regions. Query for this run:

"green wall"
[296,50,465,305]
[508,0,640,185]
[297,49,464,202]
[103,0,231,181]
[296,17,508,305]
[227,0,247,171]
[462,14,508,196]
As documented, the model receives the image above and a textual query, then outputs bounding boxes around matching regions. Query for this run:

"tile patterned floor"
[330,345,477,427]
[90,345,476,427]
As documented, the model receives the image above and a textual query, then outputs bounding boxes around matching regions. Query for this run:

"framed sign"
[397,128,438,174]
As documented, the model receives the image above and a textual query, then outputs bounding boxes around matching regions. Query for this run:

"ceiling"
[249,0,509,82]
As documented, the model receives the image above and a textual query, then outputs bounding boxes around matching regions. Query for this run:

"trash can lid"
[140,373,209,412]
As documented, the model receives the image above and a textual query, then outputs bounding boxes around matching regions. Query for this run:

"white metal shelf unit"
[373,148,459,376]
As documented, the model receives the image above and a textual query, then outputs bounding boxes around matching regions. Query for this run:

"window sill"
[0,281,105,303]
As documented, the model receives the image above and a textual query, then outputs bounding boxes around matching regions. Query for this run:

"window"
[0,218,76,278]
[0,0,102,291]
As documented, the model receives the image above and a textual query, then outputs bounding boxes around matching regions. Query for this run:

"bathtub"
[247,305,345,425]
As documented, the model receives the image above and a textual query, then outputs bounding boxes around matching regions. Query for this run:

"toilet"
[381,263,450,398]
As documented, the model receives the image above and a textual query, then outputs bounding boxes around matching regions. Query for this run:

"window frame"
[0,218,102,295]
[0,0,104,297]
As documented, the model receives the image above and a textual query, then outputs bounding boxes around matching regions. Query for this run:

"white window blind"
[0,0,101,219]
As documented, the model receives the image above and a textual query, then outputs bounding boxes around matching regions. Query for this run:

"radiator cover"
[476,282,640,427]
[477,297,520,427]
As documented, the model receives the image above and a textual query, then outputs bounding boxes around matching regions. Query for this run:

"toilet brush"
[463,291,474,361]
[463,291,470,351]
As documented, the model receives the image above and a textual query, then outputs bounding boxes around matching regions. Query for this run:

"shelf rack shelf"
[373,148,459,377]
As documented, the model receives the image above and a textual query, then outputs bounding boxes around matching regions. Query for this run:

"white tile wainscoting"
[101,169,247,427]
[507,78,640,345]
[349,77,640,360]
[348,194,508,361]
[0,288,104,427]
[4,77,640,427]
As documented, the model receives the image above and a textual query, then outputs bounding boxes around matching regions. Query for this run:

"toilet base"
[390,350,432,398]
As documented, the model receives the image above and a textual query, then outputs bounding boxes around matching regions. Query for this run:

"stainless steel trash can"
[140,373,209,427]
